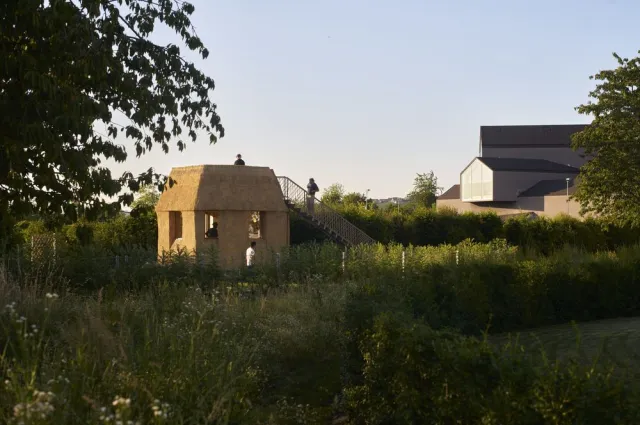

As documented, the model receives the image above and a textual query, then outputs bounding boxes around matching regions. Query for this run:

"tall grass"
[3,241,640,423]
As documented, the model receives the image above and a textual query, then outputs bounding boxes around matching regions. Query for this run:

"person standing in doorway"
[246,241,256,268]
[234,154,245,165]
[307,178,319,214]
[205,221,218,238]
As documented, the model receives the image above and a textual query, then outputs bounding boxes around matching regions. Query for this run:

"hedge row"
[14,213,157,251]
[8,234,640,338]
[293,206,640,252]
[342,245,640,337]
[12,206,640,255]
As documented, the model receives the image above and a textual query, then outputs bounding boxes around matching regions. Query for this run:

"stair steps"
[279,177,375,247]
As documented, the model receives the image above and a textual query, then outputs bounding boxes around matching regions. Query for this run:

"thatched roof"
[156,165,289,212]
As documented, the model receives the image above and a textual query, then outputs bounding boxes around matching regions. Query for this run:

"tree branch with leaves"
[572,52,640,225]
[0,0,224,227]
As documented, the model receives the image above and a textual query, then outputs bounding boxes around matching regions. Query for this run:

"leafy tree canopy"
[406,171,442,208]
[131,184,160,209]
[572,52,640,226]
[343,192,367,206]
[321,183,345,205]
[130,183,160,218]
[0,0,224,226]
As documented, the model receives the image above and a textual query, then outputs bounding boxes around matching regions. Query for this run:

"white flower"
[45,293,59,299]
[151,399,170,419]
[12,390,55,421]
[112,396,131,407]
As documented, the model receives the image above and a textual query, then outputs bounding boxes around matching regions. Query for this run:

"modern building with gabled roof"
[437,124,590,218]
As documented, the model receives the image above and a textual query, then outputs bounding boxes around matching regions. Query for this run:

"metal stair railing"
[277,176,376,246]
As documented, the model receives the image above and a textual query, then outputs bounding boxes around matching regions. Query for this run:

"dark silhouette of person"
[206,221,219,238]
[307,178,319,213]
[234,154,245,165]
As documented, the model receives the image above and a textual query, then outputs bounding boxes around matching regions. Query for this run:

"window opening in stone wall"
[248,211,264,239]
[169,211,183,245]
[205,212,219,239]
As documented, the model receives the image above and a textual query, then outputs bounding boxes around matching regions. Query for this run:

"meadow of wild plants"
[3,240,640,424]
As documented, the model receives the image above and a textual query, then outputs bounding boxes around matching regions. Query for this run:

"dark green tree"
[0,0,224,231]
[406,171,442,208]
[572,52,640,225]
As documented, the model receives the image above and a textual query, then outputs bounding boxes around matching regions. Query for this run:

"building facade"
[437,124,590,219]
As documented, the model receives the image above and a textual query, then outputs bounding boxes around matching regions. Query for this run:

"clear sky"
[105,0,640,198]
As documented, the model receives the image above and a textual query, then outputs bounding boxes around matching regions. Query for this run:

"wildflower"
[4,302,16,314]
[151,399,170,419]
[45,293,59,299]
[13,390,55,421]
[112,396,131,407]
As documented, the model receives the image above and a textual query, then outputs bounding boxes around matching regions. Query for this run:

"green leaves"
[320,183,345,205]
[572,51,640,226]
[0,0,224,226]
[406,171,442,209]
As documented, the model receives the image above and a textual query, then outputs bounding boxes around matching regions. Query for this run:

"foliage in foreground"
[4,242,640,423]
[345,313,640,425]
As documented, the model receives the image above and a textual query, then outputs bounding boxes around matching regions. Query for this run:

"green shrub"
[0,282,262,424]
[4,240,640,423]
[344,313,640,425]
[289,205,640,252]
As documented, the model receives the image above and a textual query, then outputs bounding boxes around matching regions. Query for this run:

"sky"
[105,0,640,199]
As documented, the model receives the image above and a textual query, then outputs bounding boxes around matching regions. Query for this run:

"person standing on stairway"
[307,178,319,214]
[234,154,245,165]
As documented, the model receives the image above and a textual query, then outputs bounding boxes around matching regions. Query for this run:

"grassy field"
[493,316,640,379]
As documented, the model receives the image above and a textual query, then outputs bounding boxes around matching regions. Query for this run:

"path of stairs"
[277,176,376,247]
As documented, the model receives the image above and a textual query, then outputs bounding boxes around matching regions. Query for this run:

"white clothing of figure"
[246,242,256,267]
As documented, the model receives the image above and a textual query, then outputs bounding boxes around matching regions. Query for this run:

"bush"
[0,280,262,424]
[344,313,640,425]
[289,205,640,252]
[13,205,640,255]
[3,241,640,422]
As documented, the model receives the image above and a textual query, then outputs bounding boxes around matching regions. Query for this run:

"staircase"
[277,176,376,247]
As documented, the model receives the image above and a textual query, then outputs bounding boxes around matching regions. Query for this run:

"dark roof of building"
[518,178,577,197]
[438,184,460,200]
[480,124,588,148]
[476,157,580,173]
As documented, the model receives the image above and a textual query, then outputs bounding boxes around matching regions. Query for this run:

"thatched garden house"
[155,165,290,268]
